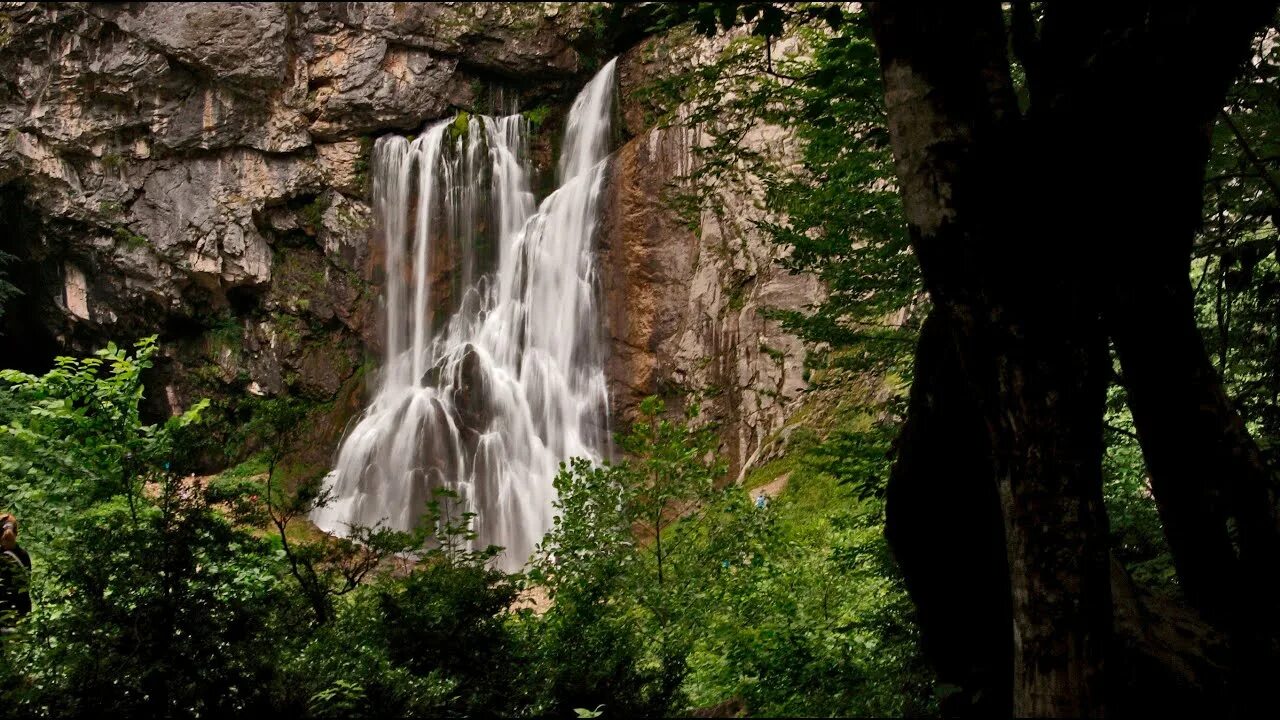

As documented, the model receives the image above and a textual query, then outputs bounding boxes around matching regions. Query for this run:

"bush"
[3,488,292,717]
[284,506,529,718]
[0,340,937,718]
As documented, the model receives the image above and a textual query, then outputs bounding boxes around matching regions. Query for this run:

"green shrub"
[524,105,553,128]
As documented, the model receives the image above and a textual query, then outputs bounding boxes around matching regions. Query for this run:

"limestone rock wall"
[0,1,602,466]
[603,32,822,477]
[0,2,819,480]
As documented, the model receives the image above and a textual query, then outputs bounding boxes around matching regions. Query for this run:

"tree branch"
[1104,422,1141,444]
[1220,109,1280,206]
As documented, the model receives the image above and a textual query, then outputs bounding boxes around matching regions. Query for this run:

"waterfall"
[313,59,617,571]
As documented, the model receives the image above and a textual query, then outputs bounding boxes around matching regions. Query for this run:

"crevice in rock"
[0,181,61,372]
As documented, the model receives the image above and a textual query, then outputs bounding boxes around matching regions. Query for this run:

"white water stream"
[313,60,617,571]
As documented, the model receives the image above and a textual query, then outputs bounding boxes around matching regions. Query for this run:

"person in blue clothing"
[754,492,768,510]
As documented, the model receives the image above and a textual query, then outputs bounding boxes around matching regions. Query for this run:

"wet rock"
[600,33,823,478]
[450,344,490,434]
[0,2,819,485]
[296,337,359,399]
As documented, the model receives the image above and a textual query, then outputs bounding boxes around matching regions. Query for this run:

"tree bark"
[1037,4,1280,702]
[1108,274,1279,621]
[872,3,1114,714]
[886,309,1011,717]
[871,1,1280,713]
[1109,270,1280,712]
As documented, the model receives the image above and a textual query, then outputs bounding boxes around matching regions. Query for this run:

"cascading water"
[313,60,617,571]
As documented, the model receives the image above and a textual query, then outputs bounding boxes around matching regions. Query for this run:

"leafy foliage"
[652,2,844,42]
[0,337,206,534]
[1101,383,1176,590]
[0,339,282,717]
[523,105,553,128]
[525,395,933,716]
[4,488,290,717]
[281,500,527,718]
[651,6,920,377]
[0,342,533,717]
[1196,25,1280,471]
[526,397,725,716]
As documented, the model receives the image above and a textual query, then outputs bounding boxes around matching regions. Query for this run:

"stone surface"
[88,4,292,87]
[0,2,819,482]
[602,33,822,478]
[0,1,595,338]
[0,2,595,412]
[62,262,89,319]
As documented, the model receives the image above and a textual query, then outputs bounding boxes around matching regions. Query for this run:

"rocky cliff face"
[0,1,603,466]
[603,30,821,477]
[0,2,818,477]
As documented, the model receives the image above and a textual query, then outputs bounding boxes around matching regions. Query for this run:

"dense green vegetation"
[0,341,929,717]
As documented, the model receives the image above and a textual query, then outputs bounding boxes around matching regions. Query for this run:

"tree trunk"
[886,309,1011,717]
[1045,3,1280,707]
[1109,270,1280,713]
[984,311,1112,718]
[872,3,1114,713]
[871,2,1280,714]
[1108,274,1275,621]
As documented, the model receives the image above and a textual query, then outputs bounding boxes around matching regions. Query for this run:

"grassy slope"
[681,378,936,717]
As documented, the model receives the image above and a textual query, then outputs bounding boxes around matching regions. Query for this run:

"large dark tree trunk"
[1109,272,1280,713]
[872,3,1113,713]
[982,313,1112,718]
[1043,2,1280,706]
[886,309,1011,717]
[871,1,1278,716]
[1108,273,1279,622]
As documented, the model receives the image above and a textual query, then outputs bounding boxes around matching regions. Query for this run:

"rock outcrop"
[0,2,819,479]
[0,1,603,467]
[604,31,822,477]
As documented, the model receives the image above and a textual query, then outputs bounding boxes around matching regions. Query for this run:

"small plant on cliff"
[353,136,374,197]
[113,225,148,250]
[299,195,331,235]
[208,312,244,350]
[524,105,553,128]
[100,152,126,171]
[449,110,472,141]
